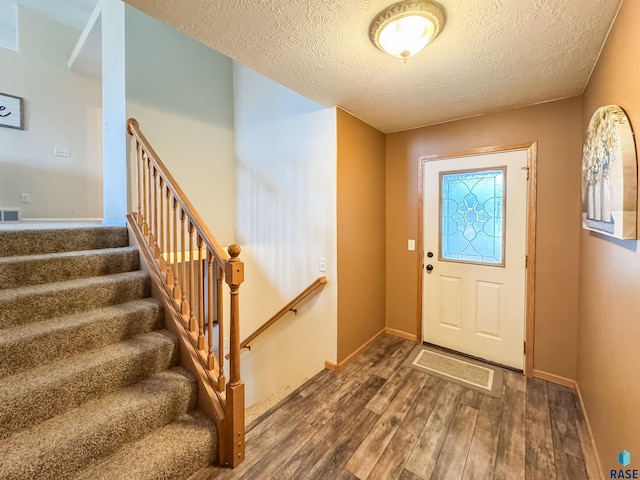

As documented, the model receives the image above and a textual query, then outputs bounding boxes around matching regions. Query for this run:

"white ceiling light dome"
[370,0,446,60]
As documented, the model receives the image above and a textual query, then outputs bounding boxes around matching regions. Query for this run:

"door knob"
[426,264,434,271]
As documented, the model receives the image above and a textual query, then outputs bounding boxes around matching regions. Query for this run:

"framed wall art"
[582,105,637,240]
[0,92,24,130]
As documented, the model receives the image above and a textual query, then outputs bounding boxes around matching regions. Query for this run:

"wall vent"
[0,208,21,223]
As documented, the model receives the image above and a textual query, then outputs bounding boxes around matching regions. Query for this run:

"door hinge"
[525,255,528,268]
[523,341,526,354]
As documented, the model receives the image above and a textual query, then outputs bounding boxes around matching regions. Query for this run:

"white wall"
[233,62,338,407]
[0,3,18,52]
[101,0,126,224]
[125,5,235,245]
[0,7,102,219]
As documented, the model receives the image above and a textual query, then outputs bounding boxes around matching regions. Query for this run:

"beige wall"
[579,0,640,471]
[233,63,338,407]
[125,5,235,244]
[336,109,386,362]
[386,98,583,379]
[0,8,102,219]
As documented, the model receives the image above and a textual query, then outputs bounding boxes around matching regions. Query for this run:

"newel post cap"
[228,244,241,260]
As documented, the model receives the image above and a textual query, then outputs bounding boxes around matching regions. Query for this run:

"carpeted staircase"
[0,225,217,480]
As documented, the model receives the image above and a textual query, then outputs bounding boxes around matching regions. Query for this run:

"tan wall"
[337,109,386,362]
[579,0,640,471]
[386,98,583,379]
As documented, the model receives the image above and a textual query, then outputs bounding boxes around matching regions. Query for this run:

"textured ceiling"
[126,0,621,133]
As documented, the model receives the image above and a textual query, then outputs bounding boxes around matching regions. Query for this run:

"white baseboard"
[22,218,104,223]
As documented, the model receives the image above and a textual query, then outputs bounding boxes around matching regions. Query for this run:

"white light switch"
[20,193,30,203]
[408,239,415,251]
[319,258,327,273]
[53,147,70,157]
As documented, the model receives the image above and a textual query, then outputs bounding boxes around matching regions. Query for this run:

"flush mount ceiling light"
[370,0,445,60]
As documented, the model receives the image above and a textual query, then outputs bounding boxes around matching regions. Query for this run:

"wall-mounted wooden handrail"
[226,277,327,359]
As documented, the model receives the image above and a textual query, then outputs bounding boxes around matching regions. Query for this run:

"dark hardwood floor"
[191,334,600,480]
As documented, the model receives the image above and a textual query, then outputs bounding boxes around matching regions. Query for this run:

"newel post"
[224,244,245,467]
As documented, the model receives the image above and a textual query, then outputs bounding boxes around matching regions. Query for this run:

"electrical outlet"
[53,147,70,157]
[223,337,229,351]
[20,193,30,203]
[319,258,327,273]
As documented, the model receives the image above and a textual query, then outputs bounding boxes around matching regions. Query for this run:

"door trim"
[417,142,538,376]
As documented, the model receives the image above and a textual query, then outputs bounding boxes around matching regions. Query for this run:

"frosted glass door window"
[440,168,505,265]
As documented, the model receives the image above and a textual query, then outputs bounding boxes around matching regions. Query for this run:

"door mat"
[403,345,504,398]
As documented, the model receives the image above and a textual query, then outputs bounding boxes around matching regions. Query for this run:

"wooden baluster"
[217,264,225,391]
[152,167,159,257]
[148,162,154,248]
[207,252,215,369]
[225,244,245,467]
[165,186,173,287]
[142,153,149,236]
[158,177,165,269]
[149,159,154,239]
[188,223,197,333]
[172,198,180,300]
[197,236,205,350]
[181,210,188,317]
[135,141,142,226]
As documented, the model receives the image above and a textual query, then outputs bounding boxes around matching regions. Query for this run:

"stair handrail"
[126,118,244,467]
[127,119,227,264]
[227,276,327,358]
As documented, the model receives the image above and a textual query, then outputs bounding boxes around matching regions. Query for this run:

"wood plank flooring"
[191,335,598,480]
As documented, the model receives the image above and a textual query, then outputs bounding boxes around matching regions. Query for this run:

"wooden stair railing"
[227,276,327,358]
[126,118,244,468]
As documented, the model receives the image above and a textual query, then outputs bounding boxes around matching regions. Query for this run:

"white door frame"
[417,142,538,376]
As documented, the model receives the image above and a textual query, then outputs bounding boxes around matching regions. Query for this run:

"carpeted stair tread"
[76,410,217,480]
[0,246,140,290]
[0,270,151,329]
[0,330,179,440]
[0,226,219,475]
[0,368,198,480]
[0,298,164,379]
[0,226,129,257]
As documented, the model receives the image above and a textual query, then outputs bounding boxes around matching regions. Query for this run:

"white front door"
[422,149,528,370]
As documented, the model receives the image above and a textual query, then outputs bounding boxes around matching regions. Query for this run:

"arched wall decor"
[582,105,638,240]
